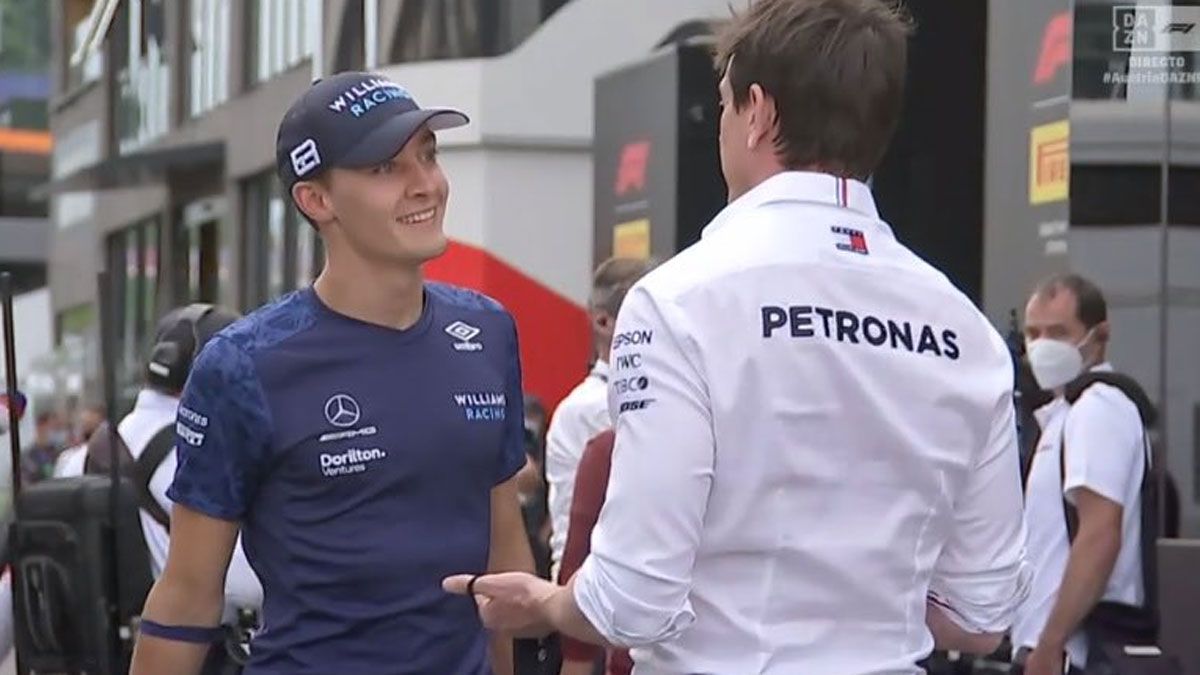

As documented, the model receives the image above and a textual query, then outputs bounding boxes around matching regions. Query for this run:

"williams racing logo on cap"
[328,78,413,118]
[290,138,321,177]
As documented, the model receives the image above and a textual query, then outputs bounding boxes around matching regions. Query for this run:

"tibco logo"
[320,447,387,477]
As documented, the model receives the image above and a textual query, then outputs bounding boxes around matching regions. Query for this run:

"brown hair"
[590,257,654,316]
[1033,273,1108,329]
[715,0,913,180]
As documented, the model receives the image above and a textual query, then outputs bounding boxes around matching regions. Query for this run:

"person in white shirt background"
[78,305,264,630]
[444,0,1030,672]
[545,256,652,582]
[1014,274,1150,675]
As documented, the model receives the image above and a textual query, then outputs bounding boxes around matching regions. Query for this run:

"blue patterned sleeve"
[498,313,527,485]
[167,336,273,521]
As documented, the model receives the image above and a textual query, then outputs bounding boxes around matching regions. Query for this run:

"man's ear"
[292,179,333,225]
[745,83,777,150]
[1094,320,1111,346]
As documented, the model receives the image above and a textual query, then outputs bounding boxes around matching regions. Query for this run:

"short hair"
[714,0,913,180]
[589,257,654,317]
[1033,273,1108,328]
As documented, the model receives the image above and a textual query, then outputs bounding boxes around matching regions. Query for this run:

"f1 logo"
[290,138,321,177]
[614,140,650,197]
[1033,11,1071,85]
[1164,22,1195,34]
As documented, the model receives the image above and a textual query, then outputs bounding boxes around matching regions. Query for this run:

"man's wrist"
[1036,628,1068,653]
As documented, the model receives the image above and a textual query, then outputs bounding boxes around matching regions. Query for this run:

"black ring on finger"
[467,574,482,596]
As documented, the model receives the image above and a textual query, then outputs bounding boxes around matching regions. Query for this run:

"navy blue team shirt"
[168,283,527,675]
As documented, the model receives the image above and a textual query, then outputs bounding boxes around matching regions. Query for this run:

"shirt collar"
[135,388,180,413]
[591,359,610,381]
[702,171,880,240]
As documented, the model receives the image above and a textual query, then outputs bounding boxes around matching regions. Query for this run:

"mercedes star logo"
[324,394,361,428]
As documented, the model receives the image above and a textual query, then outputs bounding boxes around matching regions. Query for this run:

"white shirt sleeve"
[573,285,714,648]
[927,387,1031,633]
[1062,388,1143,507]
[545,396,608,578]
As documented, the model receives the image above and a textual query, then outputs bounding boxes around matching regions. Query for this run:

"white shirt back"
[1012,364,1146,667]
[119,389,263,621]
[573,172,1029,674]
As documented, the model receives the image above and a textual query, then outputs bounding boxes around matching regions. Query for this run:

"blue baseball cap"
[275,71,469,191]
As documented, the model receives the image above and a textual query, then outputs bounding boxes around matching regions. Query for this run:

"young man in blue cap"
[132,72,534,675]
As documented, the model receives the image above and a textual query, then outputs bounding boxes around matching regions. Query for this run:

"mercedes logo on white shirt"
[324,394,361,428]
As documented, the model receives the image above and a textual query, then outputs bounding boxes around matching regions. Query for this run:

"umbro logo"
[445,320,484,352]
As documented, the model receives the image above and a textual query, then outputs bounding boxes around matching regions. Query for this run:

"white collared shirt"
[546,359,612,580]
[119,388,264,621]
[1012,363,1146,667]
[573,172,1030,674]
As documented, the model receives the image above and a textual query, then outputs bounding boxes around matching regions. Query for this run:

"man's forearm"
[1038,525,1121,648]
[544,576,609,646]
[130,580,224,675]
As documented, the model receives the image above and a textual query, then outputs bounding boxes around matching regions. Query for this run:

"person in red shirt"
[556,429,633,675]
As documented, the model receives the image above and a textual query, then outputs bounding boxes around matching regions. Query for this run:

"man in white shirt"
[545,257,651,580]
[100,305,264,622]
[444,1,1030,672]
[1014,274,1150,675]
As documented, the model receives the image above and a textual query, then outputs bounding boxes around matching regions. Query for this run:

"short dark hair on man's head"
[715,0,913,180]
[1034,273,1108,328]
[590,257,654,316]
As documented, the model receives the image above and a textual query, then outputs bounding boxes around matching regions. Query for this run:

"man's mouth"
[398,208,436,225]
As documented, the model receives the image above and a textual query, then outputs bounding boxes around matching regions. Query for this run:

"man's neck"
[314,256,425,330]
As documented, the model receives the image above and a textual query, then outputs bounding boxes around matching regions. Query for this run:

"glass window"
[105,217,161,414]
[113,0,171,153]
[240,171,321,310]
[246,0,314,86]
[62,0,104,90]
[175,198,225,305]
[387,0,575,64]
[189,0,232,116]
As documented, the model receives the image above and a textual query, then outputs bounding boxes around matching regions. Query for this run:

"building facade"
[44,0,735,414]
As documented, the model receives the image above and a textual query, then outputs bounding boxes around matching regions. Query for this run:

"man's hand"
[443,572,557,638]
[1023,643,1065,675]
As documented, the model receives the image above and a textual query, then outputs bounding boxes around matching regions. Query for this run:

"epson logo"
[612,330,653,350]
[319,447,387,477]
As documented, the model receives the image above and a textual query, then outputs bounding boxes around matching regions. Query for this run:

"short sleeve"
[496,314,527,485]
[1062,387,1144,507]
[167,337,273,521]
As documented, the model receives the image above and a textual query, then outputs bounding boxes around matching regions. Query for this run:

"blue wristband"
[138,619,224,644]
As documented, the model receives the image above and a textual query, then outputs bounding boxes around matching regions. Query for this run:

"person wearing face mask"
[21,410,68,484]
[1012,273,1156,675]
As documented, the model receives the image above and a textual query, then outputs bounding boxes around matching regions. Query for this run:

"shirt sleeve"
[167,336,273,521]
[1062,387,1144,507]
[927,382,1031,633]
[496,313,528,485]
[572,285,714,648]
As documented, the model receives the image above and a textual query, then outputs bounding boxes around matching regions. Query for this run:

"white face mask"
[1026,330,1094,391]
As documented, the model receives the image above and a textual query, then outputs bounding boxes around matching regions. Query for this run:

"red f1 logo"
[614,140,651,197]
[1033,11,1072,86]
